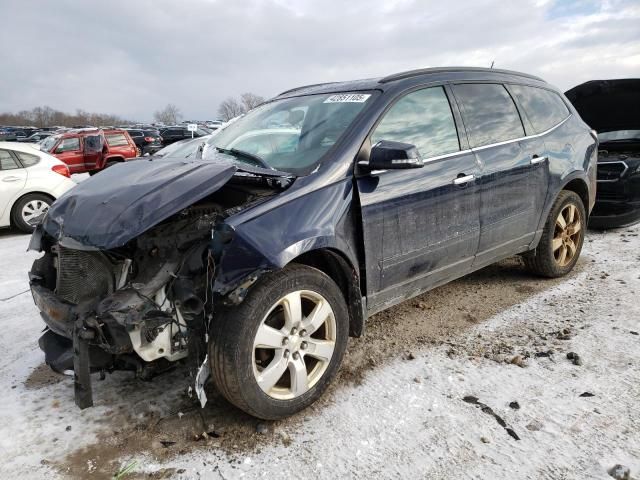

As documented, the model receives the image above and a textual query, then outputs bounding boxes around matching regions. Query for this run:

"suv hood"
[565,79,640,133]
[42,158,238,250]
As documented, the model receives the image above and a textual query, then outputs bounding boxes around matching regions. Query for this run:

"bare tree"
[153,103,182,125]
[240,92,265,111]
[217,97,245,121]
[0,106,133,127]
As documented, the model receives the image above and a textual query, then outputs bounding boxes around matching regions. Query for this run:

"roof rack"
[379,67,545,84]
[277,81,339,97]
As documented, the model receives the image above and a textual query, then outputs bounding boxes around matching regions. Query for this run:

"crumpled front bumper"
[30,281,130,409]
[31,283,75,338]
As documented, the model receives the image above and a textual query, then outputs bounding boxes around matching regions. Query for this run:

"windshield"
[599,130,640,142]
[156,135,211,158]
[202,91,376,174]
[40,135,60,152]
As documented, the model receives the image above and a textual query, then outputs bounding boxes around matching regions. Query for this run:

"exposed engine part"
[116,258,132,289]
[172,277,204,316]
[127,287,189,362]
[55,246,116,304]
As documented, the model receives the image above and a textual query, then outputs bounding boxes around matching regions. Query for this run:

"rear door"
[0,149,27,222]
[83,133,103,170]
[451,83,548,267]
[357,85,481,312]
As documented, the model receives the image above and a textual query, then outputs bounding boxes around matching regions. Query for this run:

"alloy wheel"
[21,199,50,226]
[252,290,336,400]
[553,203,582,267]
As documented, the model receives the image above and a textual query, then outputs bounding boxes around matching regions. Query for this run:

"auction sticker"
[324,93,371,103]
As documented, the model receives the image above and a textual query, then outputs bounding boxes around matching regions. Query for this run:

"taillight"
[144,136,155,142]
[52,164,70,178]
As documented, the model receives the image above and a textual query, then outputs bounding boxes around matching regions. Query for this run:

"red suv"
[39,129,138,174]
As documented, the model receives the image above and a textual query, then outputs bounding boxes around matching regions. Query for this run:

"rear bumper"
[142,144,163,155]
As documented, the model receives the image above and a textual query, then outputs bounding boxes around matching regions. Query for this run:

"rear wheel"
[524,190,585,277]
[209,264,349,419]
[11,193,53,233]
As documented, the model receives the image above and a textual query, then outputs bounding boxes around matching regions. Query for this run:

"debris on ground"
[567,352,583,366]
[608,464,631,480]
[462,396,520,440]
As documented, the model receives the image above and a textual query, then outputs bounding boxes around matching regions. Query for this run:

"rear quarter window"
[16,151,40,167]
[509,85,570,134]
[105,133,130,147]
[453,83,525,148]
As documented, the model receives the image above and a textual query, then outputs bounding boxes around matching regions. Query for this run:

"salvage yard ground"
[0,224,638,479]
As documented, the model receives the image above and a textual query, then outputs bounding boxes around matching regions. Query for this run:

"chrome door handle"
[453,174,475,185]
[2,176,21,182]
[530,156,548,165]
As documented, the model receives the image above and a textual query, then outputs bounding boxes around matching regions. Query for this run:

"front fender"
[211,179,360,298]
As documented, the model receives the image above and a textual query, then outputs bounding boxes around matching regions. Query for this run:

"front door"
[53,136,84,173]
[356,85,481,313]
[451,83,549,266]
[0,149,27,221]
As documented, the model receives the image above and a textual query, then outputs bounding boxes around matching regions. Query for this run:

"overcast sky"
[1,0,638,121]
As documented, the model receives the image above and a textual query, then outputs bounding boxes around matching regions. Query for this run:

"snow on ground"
[0,224,638,479]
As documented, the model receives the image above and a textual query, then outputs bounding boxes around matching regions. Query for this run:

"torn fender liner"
[42,158,237,250]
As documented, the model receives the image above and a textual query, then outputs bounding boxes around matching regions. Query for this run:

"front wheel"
[524,190,586,277]
[209,264,349,419]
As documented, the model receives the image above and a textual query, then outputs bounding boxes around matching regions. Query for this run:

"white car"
[0,142,76,232]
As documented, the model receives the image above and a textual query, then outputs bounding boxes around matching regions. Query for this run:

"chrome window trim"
[472,114,572,152]
[597,160,628,183]
[359,113,573,174]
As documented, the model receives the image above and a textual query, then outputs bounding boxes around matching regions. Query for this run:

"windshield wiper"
[215,147,273,170]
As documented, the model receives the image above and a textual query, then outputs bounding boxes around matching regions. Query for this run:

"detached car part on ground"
[566,79,640,229]
[29,67,596,419]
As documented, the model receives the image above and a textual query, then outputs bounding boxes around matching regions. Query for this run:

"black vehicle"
[29,67,596,419]
[565,79,640,229]
[19,131,52,143]
[159,126,208,145]
[125,128,163,155]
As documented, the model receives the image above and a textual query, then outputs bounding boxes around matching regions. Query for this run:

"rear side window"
[509,85,570,134]
[16,151,40,167]
[371,86,460,159]
[105,133,130,147]
[453,83,525,148]
[0,149,20,170]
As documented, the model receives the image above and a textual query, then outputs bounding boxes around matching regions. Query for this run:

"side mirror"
[362,140,423,170]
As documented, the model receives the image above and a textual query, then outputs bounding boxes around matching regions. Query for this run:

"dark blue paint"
[37,68,597,320]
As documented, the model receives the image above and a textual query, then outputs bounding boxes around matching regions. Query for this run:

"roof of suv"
[276,66,547,98]
[56,128,130,137]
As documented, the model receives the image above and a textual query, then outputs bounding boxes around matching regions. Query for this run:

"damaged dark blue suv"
[29,67,597,419]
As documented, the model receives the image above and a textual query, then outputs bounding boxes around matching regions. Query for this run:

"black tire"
[209,264,349,420]
[11,193,53,233]
[524,190,586,278]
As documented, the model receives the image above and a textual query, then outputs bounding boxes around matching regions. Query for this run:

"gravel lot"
[0,223,638,479]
